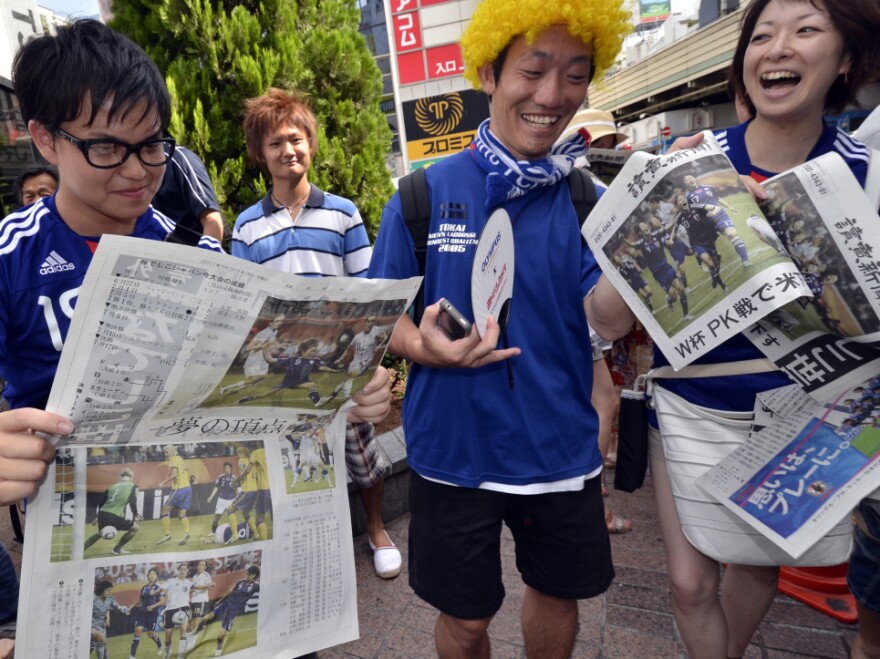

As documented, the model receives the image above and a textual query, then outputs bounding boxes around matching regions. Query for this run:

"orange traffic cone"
[778,564,858,624]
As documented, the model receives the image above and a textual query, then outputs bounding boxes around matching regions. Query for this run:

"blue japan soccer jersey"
[0,195,222,409]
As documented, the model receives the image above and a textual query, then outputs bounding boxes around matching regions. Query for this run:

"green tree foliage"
[110,0,394,238]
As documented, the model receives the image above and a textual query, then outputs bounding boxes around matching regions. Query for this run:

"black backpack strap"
[164,221,204,246]
[398,166,594,324]
[566,167,598,223]
[10,504,23,543]
[398,166,431,325]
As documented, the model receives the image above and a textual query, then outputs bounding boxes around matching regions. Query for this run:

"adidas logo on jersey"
[39,251,75,275]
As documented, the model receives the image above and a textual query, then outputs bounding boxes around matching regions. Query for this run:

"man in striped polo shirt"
[230,88,401,580]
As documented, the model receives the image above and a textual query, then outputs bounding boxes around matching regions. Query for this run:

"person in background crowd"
[560,108,633,534]
[14,164,58,207]
[590,328,632,534]
[562,108,629,153]
[153,145,225,242]
[232,88,398,579]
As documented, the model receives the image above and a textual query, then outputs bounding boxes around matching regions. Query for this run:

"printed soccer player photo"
[195,561,261,657]
[605,155,786,334]
[89,553,261,658]
[210,442,273,546]
[281,418,337,494]
[616,216,692,329]
[207,297,402,412]
[90,576,130,659]
[72,441,271,560]
[759,172,880,339]
[83,466,145,558]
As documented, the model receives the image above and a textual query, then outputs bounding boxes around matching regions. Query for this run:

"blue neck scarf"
[470,119,590,212]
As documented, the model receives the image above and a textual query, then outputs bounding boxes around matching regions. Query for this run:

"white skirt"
[650,384,852,566]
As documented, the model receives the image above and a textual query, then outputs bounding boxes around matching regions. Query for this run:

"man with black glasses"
[0,21,222,648]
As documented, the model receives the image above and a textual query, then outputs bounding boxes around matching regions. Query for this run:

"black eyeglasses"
[53,128,176,169]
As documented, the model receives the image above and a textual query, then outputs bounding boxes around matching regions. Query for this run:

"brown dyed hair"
[728,0,879,117]
[243,88,319,166]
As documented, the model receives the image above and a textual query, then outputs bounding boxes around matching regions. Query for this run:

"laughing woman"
[649,1,880,658]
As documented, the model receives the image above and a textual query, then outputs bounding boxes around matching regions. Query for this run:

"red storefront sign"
[426,43,464,79]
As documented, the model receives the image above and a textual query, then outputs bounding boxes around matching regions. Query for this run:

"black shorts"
[97,511,134,532]
[191,601,210,618]
[408,472,613,620]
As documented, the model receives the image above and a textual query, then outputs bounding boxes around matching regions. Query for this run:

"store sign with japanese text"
[389,0,466,85]
[403,89,489,168]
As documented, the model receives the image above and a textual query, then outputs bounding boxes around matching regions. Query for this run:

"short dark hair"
[12,19,171,131]
[15,165,58,203]
[728,0,879,117]
[223,461,233,468]
[247,565,261,578]
[299,338,319,353]
[95,579,114,595]
[491,44,512,87]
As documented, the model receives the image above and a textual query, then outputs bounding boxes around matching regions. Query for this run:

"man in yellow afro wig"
[461,0,631,89]
[367,1,638,657]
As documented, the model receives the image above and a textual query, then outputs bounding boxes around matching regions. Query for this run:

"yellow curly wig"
[460,0,632,89]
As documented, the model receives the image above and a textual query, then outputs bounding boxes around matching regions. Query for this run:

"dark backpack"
[398,166,598,324]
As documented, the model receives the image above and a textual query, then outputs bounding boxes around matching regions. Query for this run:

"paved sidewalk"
[331,469,860,659]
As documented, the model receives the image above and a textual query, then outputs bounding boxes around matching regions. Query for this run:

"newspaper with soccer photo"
[694,151,880,559]
[15,236,420,659]
[582,133,811,370]
[698,380,880,559]
[583,147,636,187]
[743,151,880,402]
[583,136,880,559]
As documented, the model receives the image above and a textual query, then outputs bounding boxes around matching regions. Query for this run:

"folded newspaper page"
[582,134,810,369]
[696,152,880,557]
[751,383,818,433]
[757,383,812,415]
[584,147,635,187]
[17,236,420,658]
[744,152,880,402]
[698,379,880,558]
